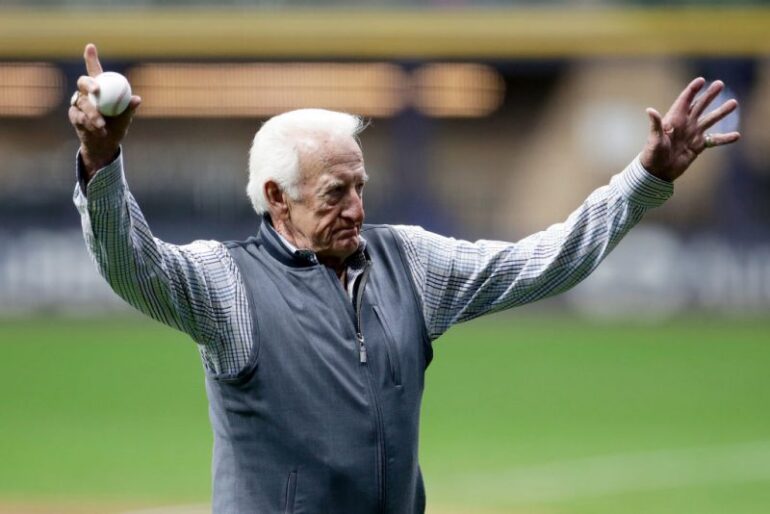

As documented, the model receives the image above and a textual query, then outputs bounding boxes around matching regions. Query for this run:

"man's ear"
[264,180,289,219]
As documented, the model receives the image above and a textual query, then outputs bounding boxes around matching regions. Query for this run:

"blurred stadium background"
[1,0,769,513]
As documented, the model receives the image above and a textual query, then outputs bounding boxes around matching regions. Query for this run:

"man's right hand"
[69,43,141,181]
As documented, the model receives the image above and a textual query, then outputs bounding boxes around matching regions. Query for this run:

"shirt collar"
[274,230,299,254]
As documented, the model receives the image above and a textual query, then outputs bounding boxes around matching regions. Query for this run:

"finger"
[76,76,105,126]
[690,80,724,119]
[699,98,738,131]
[79,97,106,130]
[70,105,108,141]
[672,77,706,114]
[706,131,741,148]
[84,43,103,77]
[78,116,108,138]
[72,110,92,131]
[74,80,106,129]
[77,75,98,95]
[68,106,81,126]
[646,107,664,138]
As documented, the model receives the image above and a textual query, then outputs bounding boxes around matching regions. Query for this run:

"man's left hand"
[640,77,740,182]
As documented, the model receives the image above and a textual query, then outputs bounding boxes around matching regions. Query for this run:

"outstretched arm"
[395,159,669,340]
[70,44,252,375]
[396,78,740,340]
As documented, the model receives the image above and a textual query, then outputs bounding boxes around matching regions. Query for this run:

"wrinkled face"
[286,135,367,262]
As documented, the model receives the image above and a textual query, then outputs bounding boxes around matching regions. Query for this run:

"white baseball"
[88,71,132,117]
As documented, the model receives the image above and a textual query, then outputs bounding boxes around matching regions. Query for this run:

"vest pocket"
[284,470,297,514]
[372,305,402,386]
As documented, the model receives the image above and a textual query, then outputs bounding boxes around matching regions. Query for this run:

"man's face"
[286,135,367,262]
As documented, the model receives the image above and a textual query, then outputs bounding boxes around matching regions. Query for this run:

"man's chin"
[333,234,360,256]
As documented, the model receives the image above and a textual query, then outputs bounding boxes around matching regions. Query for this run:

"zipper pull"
[357,333,367,364]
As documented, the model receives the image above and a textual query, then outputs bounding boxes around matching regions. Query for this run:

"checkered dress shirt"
[75,153,672,375]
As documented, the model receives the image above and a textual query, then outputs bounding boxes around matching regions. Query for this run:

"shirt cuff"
[75,148,125,204]
[613,156,674,208]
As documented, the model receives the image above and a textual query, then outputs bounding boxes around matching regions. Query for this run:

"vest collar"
[257,214,368,268]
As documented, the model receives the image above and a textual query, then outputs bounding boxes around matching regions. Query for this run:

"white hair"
[247,108,366,215]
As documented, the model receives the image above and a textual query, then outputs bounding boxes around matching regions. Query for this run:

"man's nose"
[342,192,364,223]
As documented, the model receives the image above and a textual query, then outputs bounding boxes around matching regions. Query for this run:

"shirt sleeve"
[73,151,253,375]
[392,156,674,341]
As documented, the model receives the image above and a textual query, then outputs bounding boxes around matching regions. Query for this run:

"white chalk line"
[431,439,770,504]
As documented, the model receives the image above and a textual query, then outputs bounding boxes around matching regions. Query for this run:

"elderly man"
[70,43,739,514]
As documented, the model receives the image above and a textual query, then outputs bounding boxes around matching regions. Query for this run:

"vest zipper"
[353,263,387,513]
[357,333,368,363]
[354,264,372,363]
[324,261,387,512]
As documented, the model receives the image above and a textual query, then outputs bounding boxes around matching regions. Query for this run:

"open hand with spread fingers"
[68,43,142,181]
[640,77,741,183]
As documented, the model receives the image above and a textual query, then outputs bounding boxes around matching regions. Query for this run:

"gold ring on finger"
[70,91,82,107]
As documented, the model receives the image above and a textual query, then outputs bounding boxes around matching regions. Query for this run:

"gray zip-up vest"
[206,219,433,513]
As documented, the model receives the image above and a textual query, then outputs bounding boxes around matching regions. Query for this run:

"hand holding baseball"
[69,43,142,180]
[639,77,740,182]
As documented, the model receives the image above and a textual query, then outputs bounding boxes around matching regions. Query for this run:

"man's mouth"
[336,227,358,237]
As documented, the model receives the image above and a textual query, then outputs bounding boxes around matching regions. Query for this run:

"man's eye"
[325,187,344,202]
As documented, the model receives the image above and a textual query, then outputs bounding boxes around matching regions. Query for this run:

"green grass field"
[1,313,769,513]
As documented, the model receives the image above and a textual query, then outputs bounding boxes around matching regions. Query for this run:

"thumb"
[128,95,142,111]
[646,107,664,139]
[115,96,141,124]
[107,96,142,140]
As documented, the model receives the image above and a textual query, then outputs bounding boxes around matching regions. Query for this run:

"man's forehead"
[314,161,368,186]
[319,135,363,162]
[299,136,365,182]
